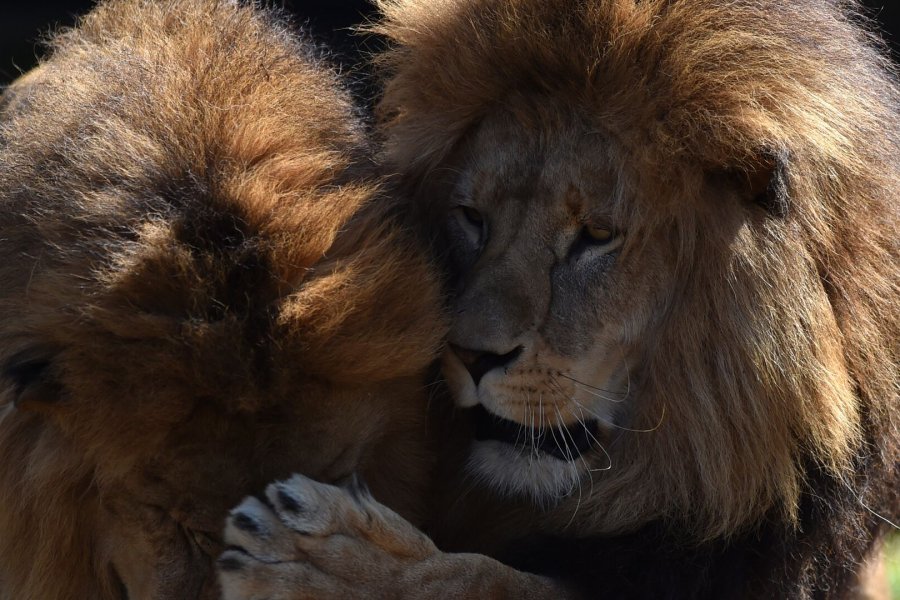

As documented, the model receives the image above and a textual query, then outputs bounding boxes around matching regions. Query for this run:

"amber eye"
[462,206,483,226]
[582,223,614,244]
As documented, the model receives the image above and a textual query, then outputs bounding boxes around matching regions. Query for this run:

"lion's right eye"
[450,205,486,248]
[462,206,483,226]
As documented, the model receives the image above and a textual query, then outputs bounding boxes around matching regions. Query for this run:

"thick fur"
[370,0,899,597]
[0,1,444,598]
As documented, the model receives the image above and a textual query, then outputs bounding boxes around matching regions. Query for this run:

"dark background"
[0,1,385,86]
[2,1,899,87]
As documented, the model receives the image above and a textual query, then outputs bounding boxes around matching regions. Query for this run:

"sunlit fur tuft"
[0,1,445,597]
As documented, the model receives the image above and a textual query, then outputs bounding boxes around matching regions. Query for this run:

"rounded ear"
[745,149,791,219]
[3,348,63,410]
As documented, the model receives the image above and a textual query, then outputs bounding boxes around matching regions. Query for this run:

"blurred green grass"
[888,533,899,599]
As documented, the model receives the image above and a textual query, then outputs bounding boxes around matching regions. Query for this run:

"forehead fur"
[0,0,444,416]
[376,0,898,187]
[376,0,900,539]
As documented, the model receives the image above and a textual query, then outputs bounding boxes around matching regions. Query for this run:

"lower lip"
[471,404,598,460]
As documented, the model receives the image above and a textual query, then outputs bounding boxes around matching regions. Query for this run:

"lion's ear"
[3,349,63,410]
[745,149,791,219]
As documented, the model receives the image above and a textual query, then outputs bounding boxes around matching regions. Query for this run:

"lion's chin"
[461,403,602,504]
[465,440,589,505]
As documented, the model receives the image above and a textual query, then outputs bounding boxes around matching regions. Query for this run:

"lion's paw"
[218,473,436,600]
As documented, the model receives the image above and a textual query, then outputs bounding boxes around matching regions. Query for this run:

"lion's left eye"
[568,222,622,262]
[582,224,614,244]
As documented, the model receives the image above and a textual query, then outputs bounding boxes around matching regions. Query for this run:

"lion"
[219,0,899,598]
[0,0,444,598]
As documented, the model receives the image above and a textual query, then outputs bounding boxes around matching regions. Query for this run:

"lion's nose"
[451,345,523,385]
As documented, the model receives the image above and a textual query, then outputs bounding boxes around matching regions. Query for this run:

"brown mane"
[0,1,443,597]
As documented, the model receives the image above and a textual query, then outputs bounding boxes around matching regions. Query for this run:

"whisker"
[554,408,588,504]
[538,393,546,454]
[529,393,537,457]
[548,414,568,465]
[573,404,610,449]
[571,396,667,434]
[554,405,578,462]
[548,375,612,415]
[618,345,633,401]
[568,405,614,473]
[578,417,597,496]
[561,407,602,528]
[537,392,543,435]
[557,374,628,403]
[557,373,628,397]
[552,420,581,503]
[588,447,614,472]
[546,375,570,402]
[557,418,576,465]
[544,379,614,472]
[514,419,527,454]
[420,378,447,389]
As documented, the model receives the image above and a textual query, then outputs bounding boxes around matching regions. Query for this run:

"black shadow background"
[1,1,382,87]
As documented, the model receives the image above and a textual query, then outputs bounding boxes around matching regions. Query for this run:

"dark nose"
[451,345,523,385]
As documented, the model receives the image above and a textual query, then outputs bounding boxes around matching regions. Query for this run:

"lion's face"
[377,0,898,544]
[438,110,671,500]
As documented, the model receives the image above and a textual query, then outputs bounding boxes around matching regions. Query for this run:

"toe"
[224,496,293,559]
[266,474,343,536]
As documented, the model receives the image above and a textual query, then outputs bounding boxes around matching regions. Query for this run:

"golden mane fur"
[0,1,443,597]
[373,0,900,547]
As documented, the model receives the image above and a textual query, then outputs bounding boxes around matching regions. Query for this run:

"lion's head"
[0,1,443,598]
[375,0,899,540]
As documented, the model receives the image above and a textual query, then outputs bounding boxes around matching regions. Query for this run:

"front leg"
[218,474,571,599]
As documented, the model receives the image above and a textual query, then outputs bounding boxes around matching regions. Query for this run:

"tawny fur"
[373,0,899,596]
[0,1,444,598]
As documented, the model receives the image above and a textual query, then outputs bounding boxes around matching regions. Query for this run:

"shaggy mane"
[0,1,443,597]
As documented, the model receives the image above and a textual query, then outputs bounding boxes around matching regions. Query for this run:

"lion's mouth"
[471,404,598,460]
